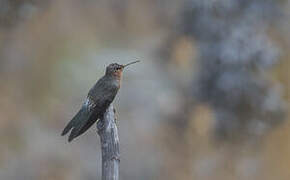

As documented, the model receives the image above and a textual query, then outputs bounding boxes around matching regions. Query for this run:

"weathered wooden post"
[97,104,120,180]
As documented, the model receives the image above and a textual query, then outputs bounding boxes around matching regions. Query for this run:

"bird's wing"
[62,96,98,142]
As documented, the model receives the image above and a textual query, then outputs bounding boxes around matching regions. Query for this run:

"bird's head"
[105,60,140,79]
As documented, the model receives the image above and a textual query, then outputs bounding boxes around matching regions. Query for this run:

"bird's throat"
[113,71,122,81]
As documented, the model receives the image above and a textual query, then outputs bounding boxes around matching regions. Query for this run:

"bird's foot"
[113,108,118,124]
[111,155,120,162]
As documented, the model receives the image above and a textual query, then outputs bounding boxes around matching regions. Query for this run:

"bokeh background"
[0,0,289,180]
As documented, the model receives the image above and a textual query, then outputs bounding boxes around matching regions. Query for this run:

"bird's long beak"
[122,60,140,68]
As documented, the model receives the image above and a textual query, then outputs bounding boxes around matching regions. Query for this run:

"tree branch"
[97,104,120,180]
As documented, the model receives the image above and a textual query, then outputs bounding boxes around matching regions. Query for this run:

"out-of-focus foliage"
[0,0,289,180]
[182,0,286,141]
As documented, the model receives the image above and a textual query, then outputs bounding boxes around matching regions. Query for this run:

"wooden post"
[97,104,120,180]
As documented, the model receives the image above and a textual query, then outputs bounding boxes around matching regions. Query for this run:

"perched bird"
[62,60,140,142]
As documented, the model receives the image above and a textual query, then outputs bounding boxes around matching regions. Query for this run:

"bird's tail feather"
[62,106,94,142]
[61,110,83,136]
[68,116,97,142]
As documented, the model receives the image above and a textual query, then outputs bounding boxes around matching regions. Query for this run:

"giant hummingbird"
[62,60,140,142]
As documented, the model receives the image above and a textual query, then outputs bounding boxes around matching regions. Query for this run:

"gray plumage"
[62,64,121,142]
[62,61,139,142]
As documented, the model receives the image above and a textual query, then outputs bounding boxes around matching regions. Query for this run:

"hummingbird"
[62,60,140,142]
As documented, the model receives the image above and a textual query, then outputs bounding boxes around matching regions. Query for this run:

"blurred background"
[0,0,289,179]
